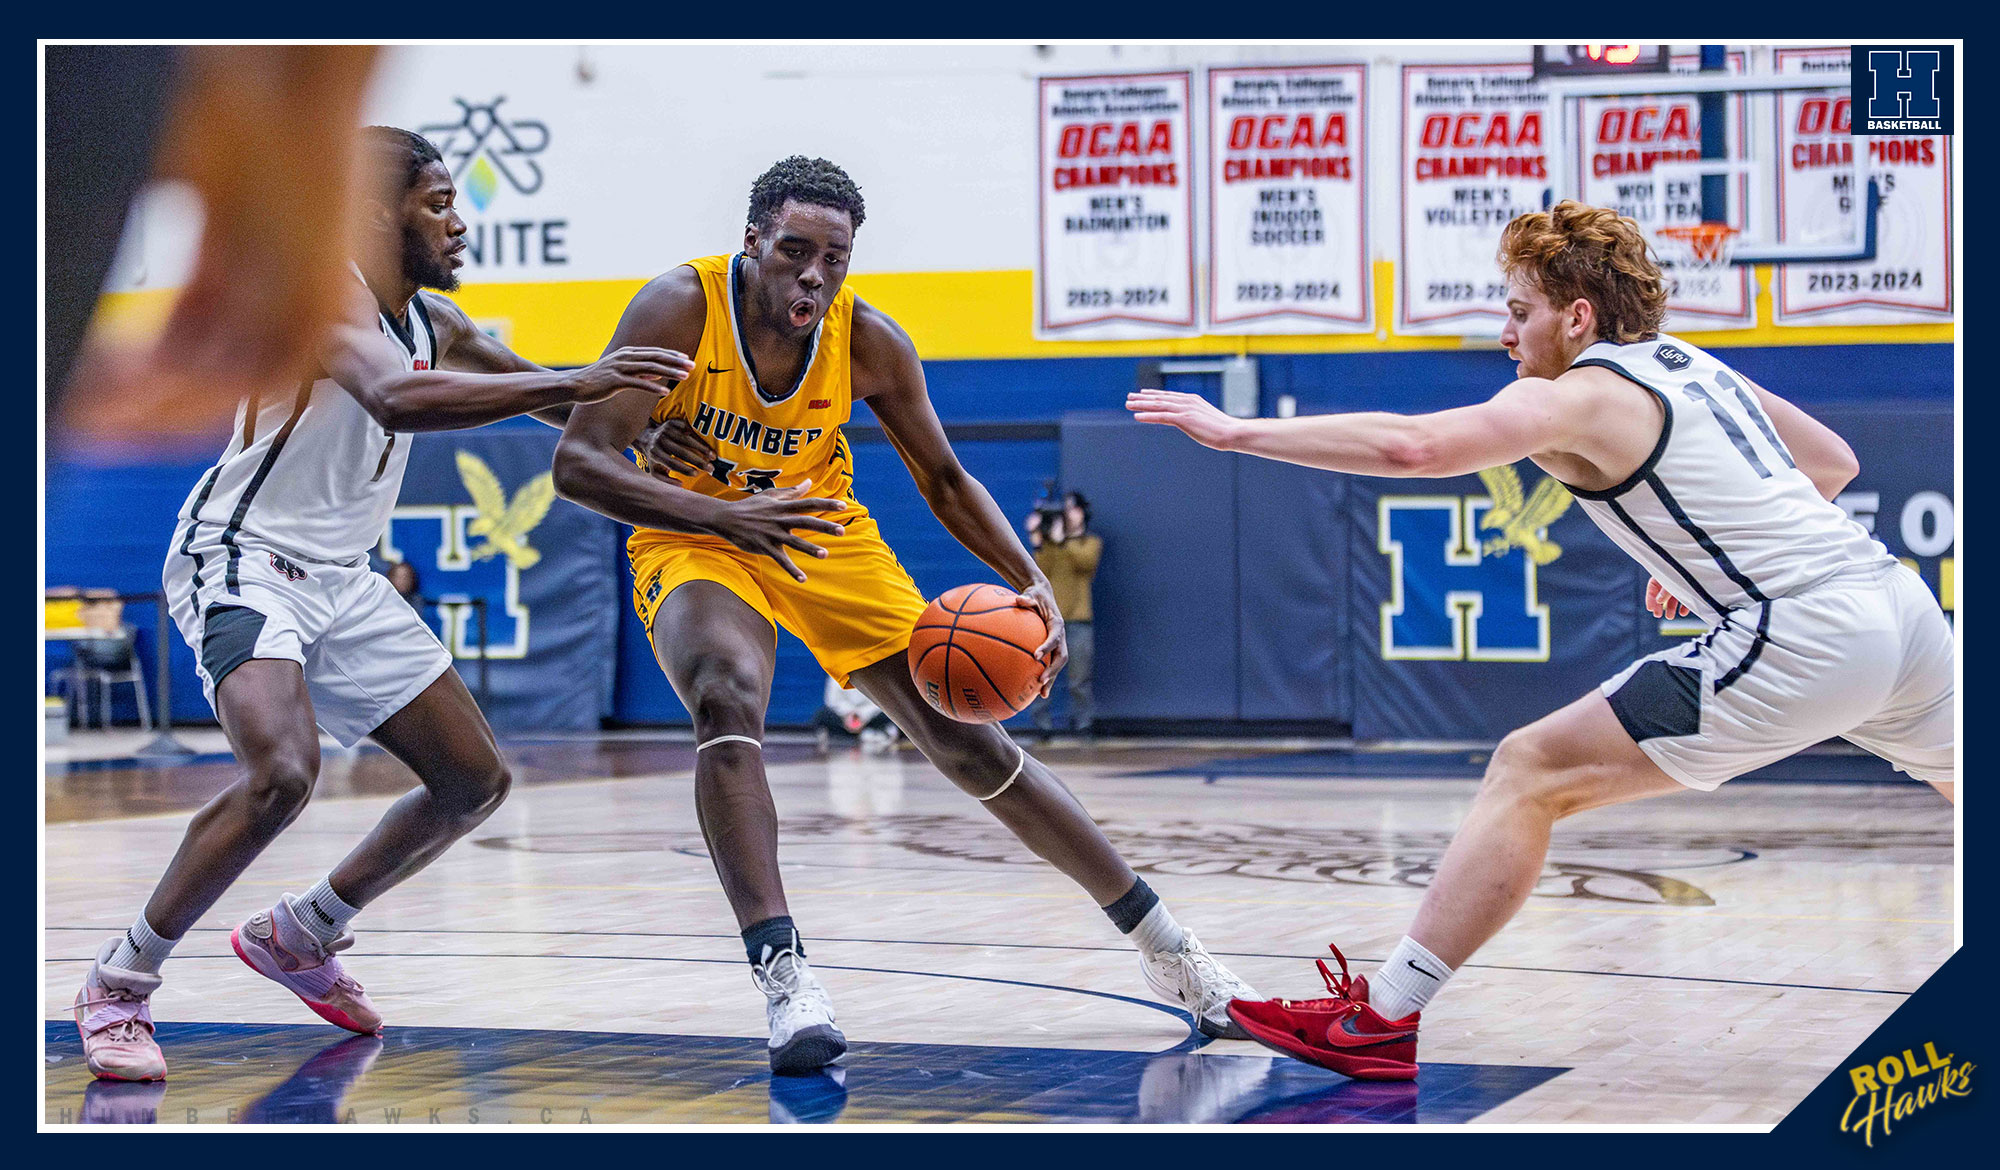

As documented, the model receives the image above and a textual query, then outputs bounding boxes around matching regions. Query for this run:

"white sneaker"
[1141,930,1260,1040]
[751,948,847,1074]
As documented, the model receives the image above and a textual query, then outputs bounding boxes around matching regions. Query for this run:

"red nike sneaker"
[1226,944,1419,1081]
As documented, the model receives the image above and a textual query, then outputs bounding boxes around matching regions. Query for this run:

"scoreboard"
[1530,45,1672,76]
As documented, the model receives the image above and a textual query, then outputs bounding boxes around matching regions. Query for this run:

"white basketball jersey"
[171,293,435,580]
[1561,334,1892,624]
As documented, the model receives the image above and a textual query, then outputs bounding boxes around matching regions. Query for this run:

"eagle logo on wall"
[456,451,556,570]
[1476,464,1574,566]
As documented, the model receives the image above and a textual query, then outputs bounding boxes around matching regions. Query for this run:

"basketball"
[908,584,1049,723]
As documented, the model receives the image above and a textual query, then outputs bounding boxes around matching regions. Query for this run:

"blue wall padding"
[924,343,1950,421]
[47,343,1951,734]
[1235,457,1351,721]
[1060,414,1240,720]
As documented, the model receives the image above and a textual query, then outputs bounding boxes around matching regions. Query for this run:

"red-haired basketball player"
[1131,201,1955,1081]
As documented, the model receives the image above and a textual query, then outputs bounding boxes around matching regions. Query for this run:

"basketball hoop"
[1654,222,1741,271]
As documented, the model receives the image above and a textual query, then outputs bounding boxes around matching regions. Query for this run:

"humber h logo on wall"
[1379,465,1574,662]
[419,97,550,211]
[1852,46,1954,135]
[378,451,556,660]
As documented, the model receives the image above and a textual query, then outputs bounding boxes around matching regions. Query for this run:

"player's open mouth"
[789,298,816,327]
[448,244,467,267]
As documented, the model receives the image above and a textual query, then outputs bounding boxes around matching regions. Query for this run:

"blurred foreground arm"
[55,46,379,450]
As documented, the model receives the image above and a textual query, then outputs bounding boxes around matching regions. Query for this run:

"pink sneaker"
[231,895,383,1035]
[73,939,167,1082]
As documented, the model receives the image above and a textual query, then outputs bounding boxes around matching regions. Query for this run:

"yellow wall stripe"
[93,262,1953,368]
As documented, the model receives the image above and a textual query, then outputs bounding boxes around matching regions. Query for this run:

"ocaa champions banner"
[378,428,621,731]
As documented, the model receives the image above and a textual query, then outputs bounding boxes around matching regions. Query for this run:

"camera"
[1032,479,1065,523]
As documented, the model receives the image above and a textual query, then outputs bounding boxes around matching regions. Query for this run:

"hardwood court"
[43,733,1953,1125]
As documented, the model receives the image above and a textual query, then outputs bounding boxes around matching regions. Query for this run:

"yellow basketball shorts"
[629,510,929,686]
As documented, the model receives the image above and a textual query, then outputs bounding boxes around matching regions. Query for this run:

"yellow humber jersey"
[630,253,862,551]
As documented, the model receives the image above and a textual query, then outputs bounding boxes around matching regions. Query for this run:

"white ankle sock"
[1369,936,1453,1020]
[108,915,178,975]
[1129,901,1188,957]
[297,877,363,945]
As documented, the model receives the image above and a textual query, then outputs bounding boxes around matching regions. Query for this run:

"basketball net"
[1654,222,1741,271]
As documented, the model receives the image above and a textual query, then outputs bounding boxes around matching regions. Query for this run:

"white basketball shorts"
[1601,561,1955,791]
[163,528,453,747]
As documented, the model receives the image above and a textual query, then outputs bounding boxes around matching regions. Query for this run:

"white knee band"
[977,746,1028,802]
[698,734,762,752]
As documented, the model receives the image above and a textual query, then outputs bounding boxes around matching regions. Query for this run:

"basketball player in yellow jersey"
[554,157,1256,1074]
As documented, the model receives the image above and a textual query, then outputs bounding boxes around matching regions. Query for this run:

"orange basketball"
[908,584,1049,723]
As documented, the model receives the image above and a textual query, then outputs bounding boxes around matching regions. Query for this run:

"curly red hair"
[1498,201,1668,344]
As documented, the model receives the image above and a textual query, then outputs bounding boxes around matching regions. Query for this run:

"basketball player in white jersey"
[72,127,844,1082]
[1129,201,1955,1081]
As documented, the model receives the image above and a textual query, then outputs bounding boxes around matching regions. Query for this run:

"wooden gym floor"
[43,731,1954,1126]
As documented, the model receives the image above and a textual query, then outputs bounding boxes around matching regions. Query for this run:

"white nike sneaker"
[1142,930,1260,1040]
[751,948,847,1075]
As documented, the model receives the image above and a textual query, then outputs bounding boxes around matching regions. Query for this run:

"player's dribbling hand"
[565,347,696,404]
[1645,577,1690,619]
[637,417,716,477]
[1125,389,1245,451]
[1016,581,1068,696]
[712,478,848,583]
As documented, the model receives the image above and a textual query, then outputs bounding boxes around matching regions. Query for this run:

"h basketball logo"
[1378,467,1571,662]
[1853,46,1954,134]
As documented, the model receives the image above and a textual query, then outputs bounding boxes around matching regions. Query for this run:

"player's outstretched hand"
[564,347,695,404]
[1015,582,1069,696]
[637,417,716,478]
[1645,577,1690,619]
[1126,389,1244,450]
[712,479,848,582]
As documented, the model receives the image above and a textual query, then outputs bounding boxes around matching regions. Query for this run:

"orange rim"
[1656,223,1741,266]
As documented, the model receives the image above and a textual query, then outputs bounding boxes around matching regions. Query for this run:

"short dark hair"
[747,156,865,232]
[362,126,445,204]
[1064,491,1091,526]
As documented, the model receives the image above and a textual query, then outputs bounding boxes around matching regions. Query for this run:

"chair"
[66,625,153,730]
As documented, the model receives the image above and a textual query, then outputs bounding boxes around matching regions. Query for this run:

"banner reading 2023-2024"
[1205,63,1371,334]
[1397,61,1549,337]
[1037,72,1198,341]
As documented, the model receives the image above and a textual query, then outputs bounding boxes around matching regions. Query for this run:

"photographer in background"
[384,561,422,609]
[1023,488,1102,741]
